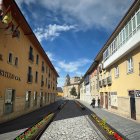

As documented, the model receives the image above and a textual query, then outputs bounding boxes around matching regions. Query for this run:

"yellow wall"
[57,92,64,97]
[100,46,140,97]
[99,46,140,120]
[0,20,57,122]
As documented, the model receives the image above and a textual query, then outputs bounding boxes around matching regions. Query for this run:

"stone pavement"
[40,100,106,140]
[79,100,140,140]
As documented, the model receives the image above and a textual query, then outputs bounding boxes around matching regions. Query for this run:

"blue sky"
[15,0,133,87]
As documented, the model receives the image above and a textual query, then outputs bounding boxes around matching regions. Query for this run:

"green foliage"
[70,87,77,96]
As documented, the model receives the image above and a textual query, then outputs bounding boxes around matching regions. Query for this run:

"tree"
[70,87,77,97]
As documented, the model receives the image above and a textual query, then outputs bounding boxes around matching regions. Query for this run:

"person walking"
[98,97,100,108]
[91,98,96,108]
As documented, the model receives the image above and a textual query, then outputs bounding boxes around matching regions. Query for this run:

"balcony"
[27,74,33,83]
[104,30,140,69]
[107,76,112,85]
[41,81,44,87]
[99,80,102,88]
[29,53,34,62]
[102,79,107,86]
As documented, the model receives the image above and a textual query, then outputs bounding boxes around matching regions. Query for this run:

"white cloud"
[58,59,91,73]
[34,24,76,42]
[55,67,61,73]
[75,71,84,76]
[57,77,65,87]
[16,0,133,30]
[46,51,56,61]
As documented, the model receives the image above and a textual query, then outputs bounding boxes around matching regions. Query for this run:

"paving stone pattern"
[79,100,140,140]
[40,100,106,140]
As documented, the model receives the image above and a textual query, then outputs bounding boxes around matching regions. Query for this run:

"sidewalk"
[79,100,140,140]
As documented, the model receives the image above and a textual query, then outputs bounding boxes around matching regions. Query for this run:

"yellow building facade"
[96,0,140,121]
[0,0,58,123]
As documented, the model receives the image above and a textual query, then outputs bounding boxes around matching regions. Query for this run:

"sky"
[15,0,134,87]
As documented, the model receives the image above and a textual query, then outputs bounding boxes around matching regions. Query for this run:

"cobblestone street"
[40,100,106,140]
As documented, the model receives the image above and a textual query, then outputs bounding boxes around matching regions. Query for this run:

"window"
[36,55,39,64]
[122,28,125,44]
[119,32,122,46]
[114,66,119,78]
[41,75,44,87]
[33,91,37,106]
[132,16,136,34]
[0,54,3,61]
[129,20,132,37]
[27,67,32,83]
[25,91,31,108]
[46,78,47,86]
[29,46,34,61]
[46,66,47,73]
[8,53,13,63]
[42,61,45,72]
[48,80,50,89]
[136,10,140,29]
[48,69,50,78]
[125,24,129,41]
[35,71,38,83]
[127,57,133,73]
[15,57,18,66]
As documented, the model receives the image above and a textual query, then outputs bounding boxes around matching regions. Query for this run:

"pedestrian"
[91,98,96,108]
[98,97,100,108]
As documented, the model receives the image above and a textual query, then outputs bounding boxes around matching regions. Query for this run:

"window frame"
[127,57,133,74]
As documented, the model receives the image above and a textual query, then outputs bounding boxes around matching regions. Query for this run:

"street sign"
[135,90,140,97]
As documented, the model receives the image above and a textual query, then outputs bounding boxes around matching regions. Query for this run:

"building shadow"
[0,100,64,134]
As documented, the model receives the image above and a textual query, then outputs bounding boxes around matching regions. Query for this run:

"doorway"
[130,96,136,120]
[25,91,31,109]
[40,92,43,107]
[100,92,104,108]
[5,89,15,114]
[105,92,108,109]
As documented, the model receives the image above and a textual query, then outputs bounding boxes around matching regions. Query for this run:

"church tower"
[65,74,70,86]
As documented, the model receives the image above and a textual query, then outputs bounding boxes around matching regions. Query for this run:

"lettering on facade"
[0,69,21,81]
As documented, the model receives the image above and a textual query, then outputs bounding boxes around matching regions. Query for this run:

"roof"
[57,87,63,92]
[3,0,59,77]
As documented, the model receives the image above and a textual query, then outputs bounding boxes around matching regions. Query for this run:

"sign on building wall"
[110,92,118,107]
[135,90,140,97]
[0,69,21,81]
